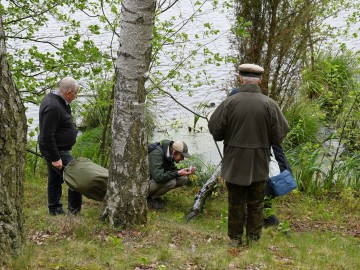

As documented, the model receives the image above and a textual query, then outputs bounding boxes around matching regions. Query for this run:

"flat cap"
[239,64,264,78]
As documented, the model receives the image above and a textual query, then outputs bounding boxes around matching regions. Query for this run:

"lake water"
[22,1,359,166]
[24,1,233,165]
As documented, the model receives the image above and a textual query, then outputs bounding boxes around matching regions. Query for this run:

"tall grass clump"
[300,49,357,120]
[285,49,360,194]
[178,154,216,187]
[78,80,114,130]
[284,101,324,148]
[282,101,324,194]
[71,127,108,167]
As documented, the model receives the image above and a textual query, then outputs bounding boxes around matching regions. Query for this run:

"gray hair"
[241,76,261,84]
[58,77,79,94]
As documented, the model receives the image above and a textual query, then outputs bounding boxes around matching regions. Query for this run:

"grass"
[5,174,360,270]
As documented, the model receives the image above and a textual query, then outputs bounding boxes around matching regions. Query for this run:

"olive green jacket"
[148,139,179,183]
[208,84,289,185]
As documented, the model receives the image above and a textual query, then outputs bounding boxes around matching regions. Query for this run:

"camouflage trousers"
[226,181,266,243]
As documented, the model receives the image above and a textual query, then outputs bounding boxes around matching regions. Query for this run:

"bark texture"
[0,13,27,260]
[102,0,156,227]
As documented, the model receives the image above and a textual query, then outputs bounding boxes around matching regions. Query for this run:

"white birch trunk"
[102,0,156,227]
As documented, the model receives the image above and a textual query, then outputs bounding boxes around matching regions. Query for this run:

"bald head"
[58,77,79,94]
[58,77,79,103]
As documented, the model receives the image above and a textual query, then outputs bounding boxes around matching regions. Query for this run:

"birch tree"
[0,13,27,260]
[101,0,156,227]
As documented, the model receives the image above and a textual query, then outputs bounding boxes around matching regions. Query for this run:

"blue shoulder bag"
[269,169,297,196]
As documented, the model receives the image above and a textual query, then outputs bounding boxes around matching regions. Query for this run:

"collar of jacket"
[49,92,71,112]
[238,84,262,93]
[53,90,69,105]
[160,139,174,163]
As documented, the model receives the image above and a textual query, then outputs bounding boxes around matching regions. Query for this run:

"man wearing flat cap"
[147,139,195,210]
[209,63,289,246]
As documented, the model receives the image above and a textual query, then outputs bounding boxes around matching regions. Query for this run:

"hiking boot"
[147,197,165,210]
[49,207,65,216]
[264,215,280,228]
[246,234,261,245]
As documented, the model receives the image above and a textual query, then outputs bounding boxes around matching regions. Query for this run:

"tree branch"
[5,2,59,25]
[152,0,210,66]
[101,0,120,38]
[5,35,61,50]
[147,77,223,159]
[149,30,227,85]
[156,0,180,15]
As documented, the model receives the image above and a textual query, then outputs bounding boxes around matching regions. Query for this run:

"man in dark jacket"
[39,77,82,215]
[209,64,289,246]
[229,89,292,227]
[148,139,195,210]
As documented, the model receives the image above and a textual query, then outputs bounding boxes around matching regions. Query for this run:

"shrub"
[71,127,109,168]
[300,50,357,120]
[283,101,324,149]
[178,154,216,187]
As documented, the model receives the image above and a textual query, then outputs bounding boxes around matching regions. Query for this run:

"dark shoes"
[147,197,165,210]
[49,207,65,216]
[49,207,81,216]
[229,236,261,248]
[264,215,280,228]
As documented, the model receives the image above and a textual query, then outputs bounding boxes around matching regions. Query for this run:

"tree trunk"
[0,13,27,261]
[101,0,156,227]
[234,0,315,106]
[261,0,280,96]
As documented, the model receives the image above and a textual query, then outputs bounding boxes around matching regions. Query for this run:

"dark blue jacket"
[39,92,77,162]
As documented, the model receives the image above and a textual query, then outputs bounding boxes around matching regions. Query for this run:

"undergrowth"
[4,172,360,270]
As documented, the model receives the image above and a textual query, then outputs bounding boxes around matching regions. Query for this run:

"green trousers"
[226,180,266,243]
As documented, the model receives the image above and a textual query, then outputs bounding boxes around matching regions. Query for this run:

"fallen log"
[186,163,222,222]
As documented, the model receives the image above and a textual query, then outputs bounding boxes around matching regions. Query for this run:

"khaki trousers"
[148,176,189,197]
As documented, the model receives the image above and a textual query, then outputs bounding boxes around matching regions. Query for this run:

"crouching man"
[147,139,195,210]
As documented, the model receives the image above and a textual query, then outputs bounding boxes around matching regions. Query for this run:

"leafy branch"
[148,77,223,159]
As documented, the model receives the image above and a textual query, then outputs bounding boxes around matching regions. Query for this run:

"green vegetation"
[179,154,217,187]
[5,172,360,269]
[281,50,360,195]
[4,0,360,267]
[71,127,108,167]
[301,50,358,120]
[44,48,360,198]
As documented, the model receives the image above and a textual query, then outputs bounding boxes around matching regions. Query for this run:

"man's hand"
[178,167,196,176]
[52,159,63,170]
